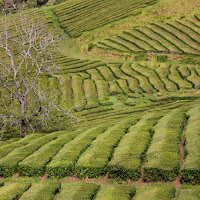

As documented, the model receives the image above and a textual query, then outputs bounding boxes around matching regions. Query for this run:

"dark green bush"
[134,53,147,61]
[157,54,168,62]
[181,169,200,184]
[143,167,179,182]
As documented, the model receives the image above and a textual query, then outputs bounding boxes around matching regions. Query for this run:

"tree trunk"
[21,120,27,138]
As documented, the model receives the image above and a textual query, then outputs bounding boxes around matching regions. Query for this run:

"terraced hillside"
[42,59,200,112]
[0,0,200,199]
[0,103,199,183]
[95,14,200,55]
[52,0,157,37]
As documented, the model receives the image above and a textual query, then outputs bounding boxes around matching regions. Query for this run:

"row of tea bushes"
[2,177,198,200]
[181,105,200,184]
[143,108,186,181]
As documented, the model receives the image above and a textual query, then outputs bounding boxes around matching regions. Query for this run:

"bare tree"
[0,11,79,138]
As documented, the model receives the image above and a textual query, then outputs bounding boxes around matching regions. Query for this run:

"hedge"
[0,138,20,148]
[134,185,176,200]
[47,125,109,178]
[0,134,44,159]
[143,108,186,181]
[55,182,100,200]
[84,79,99,109]
[108,113,160,180]
[177,185,200,200]
[20,179,60,200]
[96,184,136,200]
[181,105,200,184]
[0,131,65,177]
[18,129,86,176]
[75,118,139,178]
[0,182,31,200]
[168,65,193,90]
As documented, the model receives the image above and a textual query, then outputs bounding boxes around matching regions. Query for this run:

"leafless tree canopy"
[0,11,79,138]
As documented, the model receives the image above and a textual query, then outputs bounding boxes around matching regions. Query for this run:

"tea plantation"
[0,0,200,199]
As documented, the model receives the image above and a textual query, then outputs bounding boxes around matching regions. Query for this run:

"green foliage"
[26,0,37,8]
[96,184,136,200]
[88,43,95,51]
[20,179,60,200]
[180,56,200,65]
[53,0,156,37]
[108,113,160,180]
[0,182,31,200]
[177,185,200,200]
[135,53,147,61]
[75,118,138,178]
[157,55,168,62]
[47,126,108,178]
[0,134,44,159]
[55,182,100,200]
[18,130,83,176]
[144,108,186,181]
[181,105,200,184]
[0,131,64,177]
[134,185,176,200]
[0,138,20,147]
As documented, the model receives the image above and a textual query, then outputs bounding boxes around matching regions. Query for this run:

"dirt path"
[174,120,187,188]
[63,172,110,185]
[132,160,145,187]
[12,173,19,179]
[40,172,48,182]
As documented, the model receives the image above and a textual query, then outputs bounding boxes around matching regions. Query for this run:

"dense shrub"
[157,55,168,62]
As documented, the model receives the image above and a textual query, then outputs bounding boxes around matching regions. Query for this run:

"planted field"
[55,182,99,200]
[47,125,109,178]
[96,15,200,54]
[18,129,86,176]
[95,184,135,200]
[1,177,200,199]
[0,131,66,177]
[53,0,157,37]
[75,118,139,178]
[39,60,200,113]
[20,179,60,200]
[108,113,161,180]
[144,108,186,181]
[1,0,200,198]
[134,185,176,200]
[181,105,200,184]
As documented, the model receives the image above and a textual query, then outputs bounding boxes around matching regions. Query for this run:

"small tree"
[0,11,79,138]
